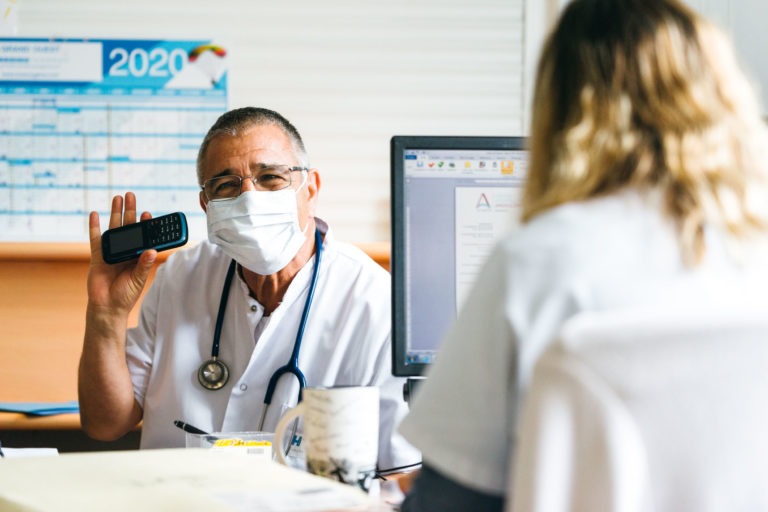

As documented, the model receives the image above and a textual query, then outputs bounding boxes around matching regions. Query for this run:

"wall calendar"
[0,38,228,241]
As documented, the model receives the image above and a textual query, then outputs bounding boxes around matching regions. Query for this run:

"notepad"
[0,401,79,416]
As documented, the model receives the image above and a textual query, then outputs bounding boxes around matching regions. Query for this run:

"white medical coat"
[126,219,420,469]
[398,189,768,496]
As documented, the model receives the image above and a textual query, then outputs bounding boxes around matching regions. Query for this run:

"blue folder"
[0,401,79,416]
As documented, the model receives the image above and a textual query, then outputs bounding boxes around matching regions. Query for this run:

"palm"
[87,259,145,315]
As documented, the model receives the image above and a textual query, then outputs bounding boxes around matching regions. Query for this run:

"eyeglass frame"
[200,165,309,202]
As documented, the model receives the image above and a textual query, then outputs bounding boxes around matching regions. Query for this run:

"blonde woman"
[398,0,768,510]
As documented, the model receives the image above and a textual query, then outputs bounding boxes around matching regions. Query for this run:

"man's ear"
[199,191,208,213]
[306,168,321,217]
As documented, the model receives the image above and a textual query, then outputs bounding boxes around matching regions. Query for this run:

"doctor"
[78,107,419,470]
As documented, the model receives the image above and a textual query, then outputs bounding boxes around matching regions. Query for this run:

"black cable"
[375,461,422,479]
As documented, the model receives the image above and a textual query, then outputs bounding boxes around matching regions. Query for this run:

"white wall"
[10,0,526,243]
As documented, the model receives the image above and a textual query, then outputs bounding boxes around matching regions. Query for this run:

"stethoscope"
[197,227,323,433]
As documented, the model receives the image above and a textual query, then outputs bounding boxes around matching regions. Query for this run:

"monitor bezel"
[390,135,529,377]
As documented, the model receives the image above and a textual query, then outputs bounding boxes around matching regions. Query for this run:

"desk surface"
[0,448,396,511]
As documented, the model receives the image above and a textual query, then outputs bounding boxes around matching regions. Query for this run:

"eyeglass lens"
[204,166,302,201]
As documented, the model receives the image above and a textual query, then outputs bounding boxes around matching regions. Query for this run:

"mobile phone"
[101,212,188,264]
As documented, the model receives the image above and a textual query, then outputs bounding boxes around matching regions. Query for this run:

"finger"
[139,249,157,266]
[130,249,158,291]
[123,192,138,225]
[139,211,152,222]
[109,195,124,230]
[88,211,104,261]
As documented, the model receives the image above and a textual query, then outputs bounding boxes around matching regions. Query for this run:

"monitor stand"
[403,378,426,406]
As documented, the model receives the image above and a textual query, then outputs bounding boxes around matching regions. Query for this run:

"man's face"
[198,124,318,228]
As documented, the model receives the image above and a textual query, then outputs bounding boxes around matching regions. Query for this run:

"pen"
[173,420,209,435]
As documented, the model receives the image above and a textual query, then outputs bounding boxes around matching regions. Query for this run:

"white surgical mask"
[206,185,307,275]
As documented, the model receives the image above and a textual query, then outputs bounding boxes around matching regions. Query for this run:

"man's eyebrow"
[208,168,237,180]
[249,162,282,170]
[206,163,283,180]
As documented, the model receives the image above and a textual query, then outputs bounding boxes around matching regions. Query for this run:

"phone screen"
[108,224,144,253]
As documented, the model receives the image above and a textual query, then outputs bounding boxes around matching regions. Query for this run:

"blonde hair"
[523,0,768,264]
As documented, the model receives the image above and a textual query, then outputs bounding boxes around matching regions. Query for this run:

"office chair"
[509,308,768,512]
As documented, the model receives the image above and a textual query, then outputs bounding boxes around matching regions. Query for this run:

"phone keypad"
[147,214,183,246]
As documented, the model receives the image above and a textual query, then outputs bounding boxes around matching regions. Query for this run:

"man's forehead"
[214,125,291,151]
[203,126,296,170]
[211,143,280,162]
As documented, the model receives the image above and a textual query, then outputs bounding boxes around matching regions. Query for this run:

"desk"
[0,448,399,511]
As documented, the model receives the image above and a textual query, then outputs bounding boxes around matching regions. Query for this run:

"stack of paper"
[0,448,373,512]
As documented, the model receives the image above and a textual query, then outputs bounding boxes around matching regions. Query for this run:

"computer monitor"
[391,135,529,378]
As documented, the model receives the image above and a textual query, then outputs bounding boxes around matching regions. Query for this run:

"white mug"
[274,385,379,492]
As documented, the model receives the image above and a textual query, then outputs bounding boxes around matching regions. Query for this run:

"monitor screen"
[391,135,529,377]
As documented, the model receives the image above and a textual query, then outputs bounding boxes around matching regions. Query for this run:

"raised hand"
[86,192,157,317]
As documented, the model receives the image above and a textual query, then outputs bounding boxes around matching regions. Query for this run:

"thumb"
[131,249,158,288]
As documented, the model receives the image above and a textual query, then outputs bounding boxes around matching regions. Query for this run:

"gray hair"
[196,107,309,185]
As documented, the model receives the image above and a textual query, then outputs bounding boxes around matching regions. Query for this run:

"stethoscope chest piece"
[198,357,230,390]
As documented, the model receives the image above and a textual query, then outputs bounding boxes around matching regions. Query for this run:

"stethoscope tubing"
[196,259,237,391]
[213,259,237,360]
[257,227,322,431]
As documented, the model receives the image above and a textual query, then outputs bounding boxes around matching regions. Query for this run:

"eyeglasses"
[202,165,308,202]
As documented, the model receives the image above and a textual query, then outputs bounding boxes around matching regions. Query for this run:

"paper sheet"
[0,447,58,458]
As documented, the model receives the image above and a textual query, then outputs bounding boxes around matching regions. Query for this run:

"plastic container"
[185,431,275,462]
